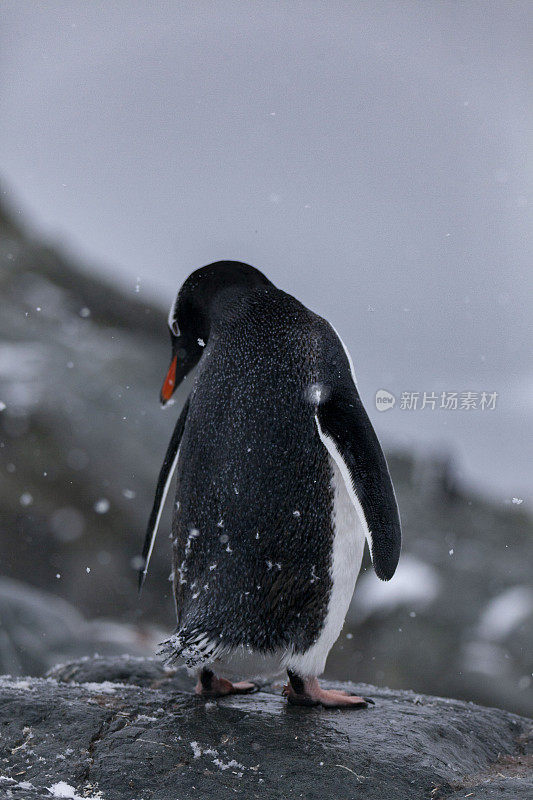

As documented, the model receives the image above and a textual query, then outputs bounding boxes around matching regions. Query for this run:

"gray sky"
[1,1,531,505]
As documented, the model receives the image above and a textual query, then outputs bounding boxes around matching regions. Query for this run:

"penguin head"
[160,261,271,405]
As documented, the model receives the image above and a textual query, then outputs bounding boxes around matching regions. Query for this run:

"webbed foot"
[195,668,257,698]
[283,671,371,709]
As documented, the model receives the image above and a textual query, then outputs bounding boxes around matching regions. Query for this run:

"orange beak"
[160,354,178,405]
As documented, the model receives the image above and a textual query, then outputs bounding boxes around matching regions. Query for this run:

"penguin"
[139,261,401,707]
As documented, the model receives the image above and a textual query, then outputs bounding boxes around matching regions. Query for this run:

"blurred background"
[0,2,531,715]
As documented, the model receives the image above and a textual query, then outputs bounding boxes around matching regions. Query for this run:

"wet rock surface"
[0,656,531,800]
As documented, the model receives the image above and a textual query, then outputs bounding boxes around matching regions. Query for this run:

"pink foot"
[195,668,257,698]
[283,674,370,709]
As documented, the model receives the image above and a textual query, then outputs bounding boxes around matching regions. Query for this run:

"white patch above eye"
[168,294,180,335]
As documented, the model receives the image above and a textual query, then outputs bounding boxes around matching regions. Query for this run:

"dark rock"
[47,653,192,693]
[0,656,531,800]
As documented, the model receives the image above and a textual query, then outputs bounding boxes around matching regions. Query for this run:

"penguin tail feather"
[158,628,229,669]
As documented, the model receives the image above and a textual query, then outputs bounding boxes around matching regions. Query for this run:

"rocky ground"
[0,655,531,800]
[1,190,532,719]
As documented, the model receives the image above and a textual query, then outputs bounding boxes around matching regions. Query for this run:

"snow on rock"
[0,678,39,692]
[211,757,246,773]
[47,781,98,799]
[79,681,123,694]
[190,741,249,774]
[47,782,78,798]
[189,741,202,759]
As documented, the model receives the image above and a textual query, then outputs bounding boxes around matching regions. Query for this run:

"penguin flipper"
[315,385,401,581]
[138,397,190,593]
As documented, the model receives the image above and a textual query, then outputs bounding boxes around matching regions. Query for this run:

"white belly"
[282,453,365,677]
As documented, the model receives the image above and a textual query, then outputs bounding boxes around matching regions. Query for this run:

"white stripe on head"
[168,293,181,335]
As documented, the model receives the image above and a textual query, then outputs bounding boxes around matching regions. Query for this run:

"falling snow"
[94,498,110,514]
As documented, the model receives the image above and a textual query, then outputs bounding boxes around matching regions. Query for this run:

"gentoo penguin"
[139,261,401,707]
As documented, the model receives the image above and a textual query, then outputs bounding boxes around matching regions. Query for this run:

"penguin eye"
[169,318,180,336]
